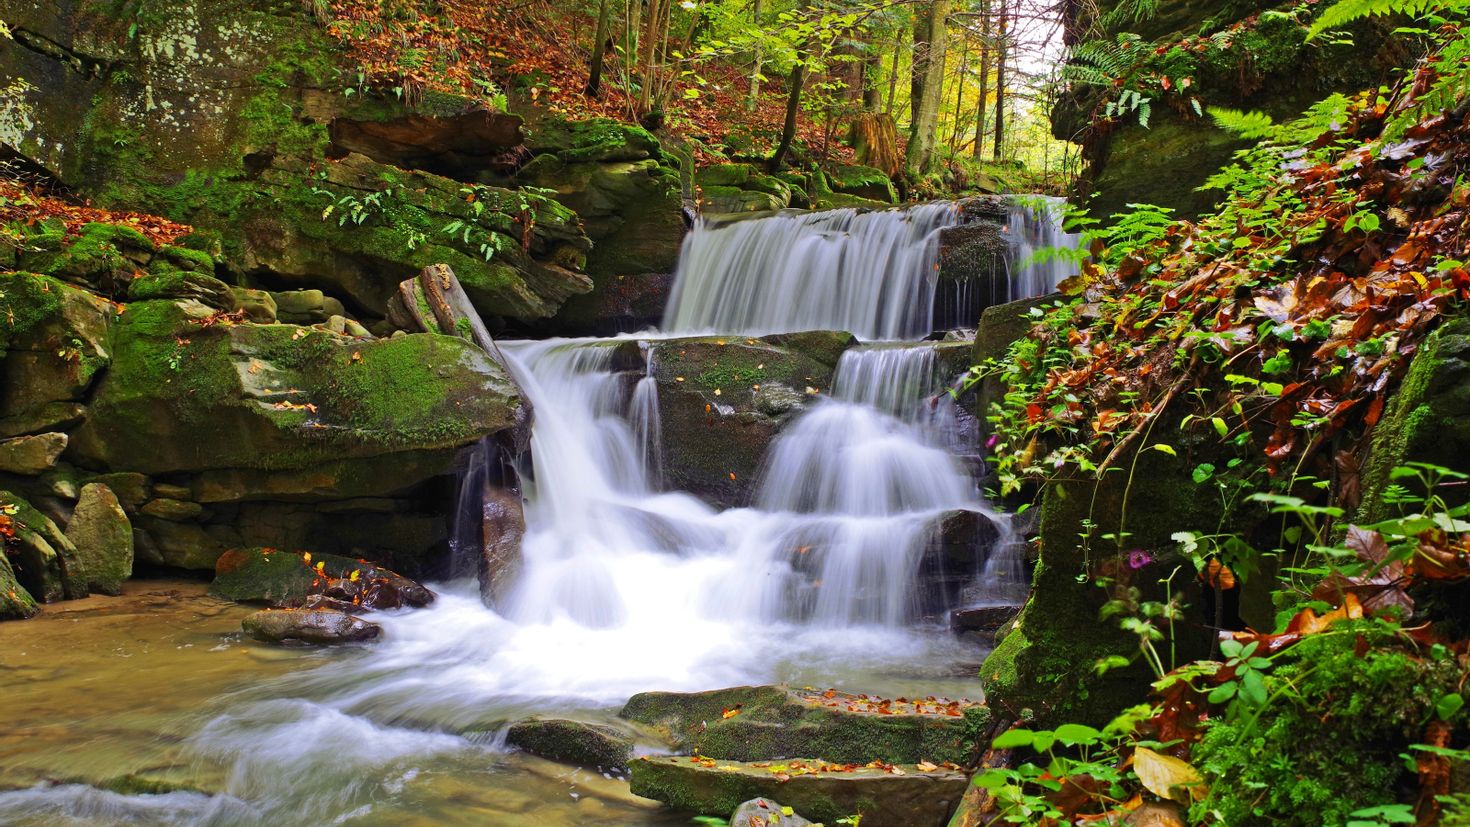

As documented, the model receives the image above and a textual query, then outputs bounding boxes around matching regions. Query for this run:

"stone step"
[630,755,967,827]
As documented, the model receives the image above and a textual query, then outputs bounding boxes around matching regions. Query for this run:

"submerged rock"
[630,755,966,827]
[241,607,381,645]
[620,684,980,765]
[210,547,434,609]
[64,483,134,596]
[729,798,812,827]
[505,717,637,773]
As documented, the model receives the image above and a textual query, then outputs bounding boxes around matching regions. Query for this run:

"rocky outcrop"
[695,164,794,214]
[729,799,812,827]
[1057,0,1407,217]
[1,489,86,606]
[241,607,382,645]
[630,755,967,827]
[1,0,599,327]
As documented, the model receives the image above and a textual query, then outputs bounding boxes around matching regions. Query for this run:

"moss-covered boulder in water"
[648,332,856,507]
[241,607,382,645]
[505,717,637,772]
[630,755,967,827]
[620,685,981,765]
[695,164,792,214]
[1,490,87,604]
[211,547,433,608]
[0,552,40,620]
[69,299,521,478]
[825,165,897,204]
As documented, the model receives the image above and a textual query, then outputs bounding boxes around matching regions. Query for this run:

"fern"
[1307,0,1462,38]
[1207,107,1276,139]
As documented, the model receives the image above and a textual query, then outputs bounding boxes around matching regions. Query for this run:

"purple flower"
[986,434,1000,450]
[1126,549,1153,570]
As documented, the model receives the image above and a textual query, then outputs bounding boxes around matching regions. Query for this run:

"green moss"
[0,272,66,349]
[156,245,215,274]
[1191,624,1459,825]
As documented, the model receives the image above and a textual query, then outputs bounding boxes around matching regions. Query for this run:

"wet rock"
[231,288,278,323]
[648,332,855,507]
[140,498,205,522]
[951,604,1022,633]
[1,490,87,602]
[85,472,150,511]
[270,289,343,324]
[547,272,675,337]
[64,483,133,595]
[0,552,40,620]
[210,547,434,609]
[241,607,381,645]
[620,685,980,765]
[128,270,236,311]
[630,755,967,827]
[729,798,812,827]
[505,717,636,772]
[0,433,68,475]
[328,105,524,178]
[696,163,792,214]
[0,273,112,433]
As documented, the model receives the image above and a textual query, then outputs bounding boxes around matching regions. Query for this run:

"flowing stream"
[0,198,1078,826]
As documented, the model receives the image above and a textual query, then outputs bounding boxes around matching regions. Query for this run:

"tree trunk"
[586,0,614,96]
[972,2,990,160]
[948,33,970,155]
[992,0,1007,161]
[638,0,666,113]
[769,62,806,172]
[904,0,951,177]
[746,0,765,110]
[861,44,882,111]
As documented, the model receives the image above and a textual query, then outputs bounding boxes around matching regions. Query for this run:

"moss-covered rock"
[524,118,663,163]
[1,489,87,603]
[64,482,134,595]
[505,717,637,772]
[210,547,433,608]
[0,433,68,475]
[0,272,113,435]
[695,163,793,214]
[0,550,40,620]
[648,331,856,507]
[826,165,897,204]
[620,685,980,765]
[629,755,967,827]
[69,299,522,476]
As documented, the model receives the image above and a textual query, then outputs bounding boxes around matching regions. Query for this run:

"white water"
[0,197,1070,826]
[664,197,1081,339]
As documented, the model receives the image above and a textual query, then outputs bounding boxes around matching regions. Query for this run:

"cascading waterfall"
[664,197,1080,339]
[0,196,1077,827]
[663,202,963,340]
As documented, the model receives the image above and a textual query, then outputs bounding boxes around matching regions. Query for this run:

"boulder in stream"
[64,482,134,596]
[619,684,982,766]
[630,755,966,827]
[505,717,637,773]
[241,607,382,645]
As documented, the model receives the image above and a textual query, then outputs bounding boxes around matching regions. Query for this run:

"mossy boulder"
[826,165,897,204]
[730,799,812,827]
[647,331,856,507]
[1,489,87,603]
[128,270,236,311]
[620,685,980,765]
[64,482,134,596]
[0,272,113,436]
[696,164,793,214]
[16,222,154,293]
[210,547,433,608]
[505,717,637,772]
[629,755,967,827]
[524,118,663,163]
[69,299,522,477]
[0,433,68,475]
[0,551,40,620]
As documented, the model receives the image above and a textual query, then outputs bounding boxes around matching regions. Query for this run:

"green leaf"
[1151,443,1177,457]
[1241,669,1268,706]
[1053,724,1103,746]
[992,729,1035,749]
[1437,693,1464,721]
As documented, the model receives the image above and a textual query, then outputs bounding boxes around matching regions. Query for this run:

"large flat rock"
[620,684,983,765]
[630,755,967,827]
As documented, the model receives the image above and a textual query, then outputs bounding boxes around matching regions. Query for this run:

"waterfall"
[1005,196,1082,302]
[663,203,963,340]
[663,197,1081,340]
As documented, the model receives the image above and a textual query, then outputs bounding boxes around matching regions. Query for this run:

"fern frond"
[1207,107,1276,139]
[1307,0,1453,38]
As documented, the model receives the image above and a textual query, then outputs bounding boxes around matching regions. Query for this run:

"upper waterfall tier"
[662,197,1079,341]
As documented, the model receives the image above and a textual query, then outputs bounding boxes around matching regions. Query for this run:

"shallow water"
[0,580,984,826]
